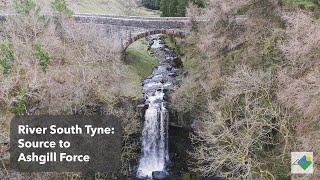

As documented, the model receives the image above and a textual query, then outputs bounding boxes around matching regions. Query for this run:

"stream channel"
[136,35,182,180]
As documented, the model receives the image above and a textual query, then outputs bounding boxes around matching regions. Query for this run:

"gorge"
[136,35,182,179]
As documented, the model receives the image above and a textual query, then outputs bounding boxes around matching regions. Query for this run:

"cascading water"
[137,91,169,178]
[137,35,180,179]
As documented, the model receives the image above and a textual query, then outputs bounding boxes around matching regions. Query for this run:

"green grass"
[72,0,160,16]
[125,40,158,78]
[165,35,182,55]
[283,0,320,10]
[35,0,160,16]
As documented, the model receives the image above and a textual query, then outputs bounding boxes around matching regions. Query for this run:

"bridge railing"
[74,13,191,21]
[0,13,207,22]
[0,13,208,30]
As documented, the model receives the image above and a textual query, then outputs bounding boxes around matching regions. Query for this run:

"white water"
[151,39,164,49]
[137,36,172,179]
[137,91,169,178]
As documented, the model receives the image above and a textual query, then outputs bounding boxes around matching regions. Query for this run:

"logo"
[291,152,313,174]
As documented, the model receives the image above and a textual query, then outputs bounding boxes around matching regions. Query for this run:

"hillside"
[1,0,320,179]
[171,0,320,179]
[0,0,160,16]
[0,1,158,179]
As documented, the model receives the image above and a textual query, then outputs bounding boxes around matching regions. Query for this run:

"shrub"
[278,12,320,76]
[0,42,14,76]
[172,0,295,178]
[189,66,293,178]
[33,43,51,72]
[13,0,36,14]
[0,4,140,179]
[276,12,320,157]
[51,0,73,15]
[141,0,161,10]
[11,88,27,116]
[277,12,320,116]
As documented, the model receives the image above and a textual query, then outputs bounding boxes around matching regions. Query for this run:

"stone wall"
[73,14,190,30]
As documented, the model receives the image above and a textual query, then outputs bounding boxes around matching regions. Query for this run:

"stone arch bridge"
[1,14,248,53]
[0,13,202,51]
[72,14,196,51]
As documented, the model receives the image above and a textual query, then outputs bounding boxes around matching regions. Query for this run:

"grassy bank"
[164,35,182,55]
[0,0,161,16]
[283,0,320,10]
[125,39,158,79]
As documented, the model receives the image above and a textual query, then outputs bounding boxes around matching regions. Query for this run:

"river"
[136,35,182,180]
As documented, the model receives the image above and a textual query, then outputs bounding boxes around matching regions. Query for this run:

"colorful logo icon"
[291,152,313,174]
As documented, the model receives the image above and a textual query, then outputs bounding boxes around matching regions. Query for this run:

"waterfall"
[137,35,177,179]
[137,91,169,178]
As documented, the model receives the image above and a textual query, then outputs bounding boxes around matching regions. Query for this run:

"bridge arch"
[122,29,187,51]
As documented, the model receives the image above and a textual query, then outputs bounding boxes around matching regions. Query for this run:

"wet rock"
[137,34,183,178]
[134,177,146,180]
[149,41,154,46]
[136,104,146,108]
[152,171,171,180]
[143,84,163,92]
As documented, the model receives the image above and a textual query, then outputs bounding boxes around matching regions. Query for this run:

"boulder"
[152,171,171,180]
